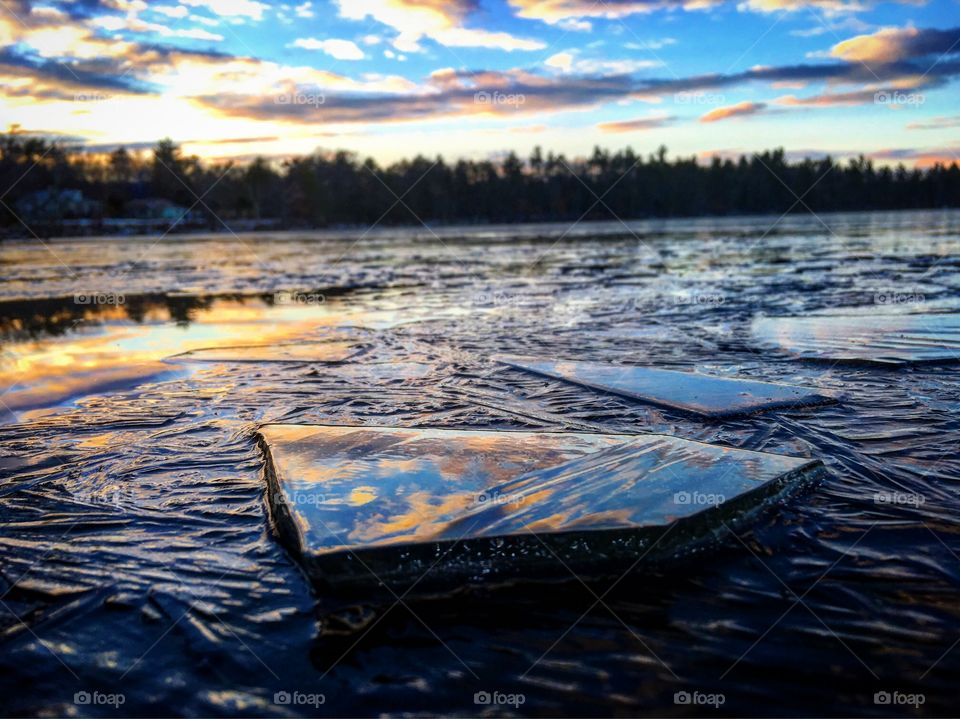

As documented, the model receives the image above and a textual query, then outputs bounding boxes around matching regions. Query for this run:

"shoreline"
[2,207,957,244]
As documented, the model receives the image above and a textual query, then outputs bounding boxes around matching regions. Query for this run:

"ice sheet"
[751,313,960,365]
[258,424,821,592]
[497,357,834,418]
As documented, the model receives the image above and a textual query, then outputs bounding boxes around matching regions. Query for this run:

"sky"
[1,0,958,167]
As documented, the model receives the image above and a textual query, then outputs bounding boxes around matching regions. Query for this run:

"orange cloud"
[775,89,877,106]
[911,155,960,169]
[597,114,675,132]
[832,26,919,63]
[830,26,960,64]
[700,101,767,123]
[869,147,960,168]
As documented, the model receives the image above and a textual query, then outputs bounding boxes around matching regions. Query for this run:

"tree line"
[1,131,957,236]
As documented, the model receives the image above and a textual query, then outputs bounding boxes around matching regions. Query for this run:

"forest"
[1,131,958,235]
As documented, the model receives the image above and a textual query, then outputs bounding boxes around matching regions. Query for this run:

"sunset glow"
[1,0,957,165]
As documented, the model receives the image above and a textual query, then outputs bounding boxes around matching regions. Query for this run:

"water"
[1,210,958,716]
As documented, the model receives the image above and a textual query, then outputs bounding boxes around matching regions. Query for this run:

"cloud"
[509,0,937,28]
[335,0,545,52]
[193,68,665,125]
[0,46,150,96]
[598,113,676,132]
[291,38,366,60]
[789,16,870,38]
[545,51,575,72]
[830,26,960,64]
[509,0,721,26]
[180,0,268,20]
[185,36,960,128]
[775,88,878,105]
[869,146,960,168]
[168,27,222,41]
[738,0,870,13]
[624,38,677,51]
[152,5,189,19]
[906,115,960,130]
[93,14,224,41]
[701,101,767,122]
[4,3,959,160]
[431,27,544,51]
[545,50,660,74]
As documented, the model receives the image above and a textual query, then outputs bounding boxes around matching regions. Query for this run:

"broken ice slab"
[497,357,834,419]
[166,341,363,363]
[751,313,960,365]
[258,424,821,593]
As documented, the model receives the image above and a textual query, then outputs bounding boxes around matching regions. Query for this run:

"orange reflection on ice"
[0,296,350,418]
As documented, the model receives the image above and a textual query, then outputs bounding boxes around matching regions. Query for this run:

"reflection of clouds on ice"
[498,357,835,418]
[0,296,352,418]
[752,313,960,365]
[260,424,818,589]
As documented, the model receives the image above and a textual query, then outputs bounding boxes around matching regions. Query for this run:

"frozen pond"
[1,210,959,716]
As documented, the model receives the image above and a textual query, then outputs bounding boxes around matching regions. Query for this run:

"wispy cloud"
[290,38,366,60]
[180,0,269,21]
[598,113,676,132]
[509,0,720,29]
[335,0,544,52]
[701,101,768,122]
[545,50,661,74]
[869,145,960,167]
[775,89,878,106]
[906,115,960,130]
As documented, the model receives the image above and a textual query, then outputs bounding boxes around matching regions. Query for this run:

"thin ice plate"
[751,313,960,365]
[497,356,834,418]
[258,424,821,593]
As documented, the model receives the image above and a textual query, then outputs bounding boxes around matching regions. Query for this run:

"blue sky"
[1,0,958,166]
